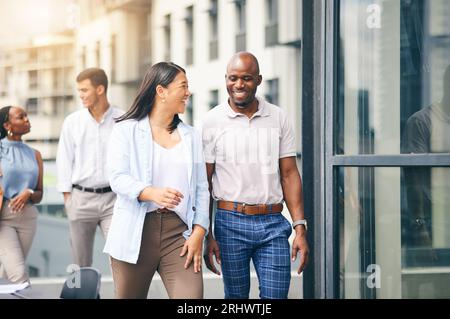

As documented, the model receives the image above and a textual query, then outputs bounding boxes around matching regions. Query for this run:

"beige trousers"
[0,201,38,283]
[65,188,115,267]
[110,211,203,299]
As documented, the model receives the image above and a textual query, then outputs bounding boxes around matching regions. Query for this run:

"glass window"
[265,0,279,46]
[5,66,12,84]
[164,14,171,62]
[335,0,450,299]
[265,78,279,105]
[235,0,246,51]
[29,70,38,90]
[209,89,219,109]
[185,6,194,65]
[29,49,38,62]
[26,98,38,115]
[95,41,101,67]
[209,0,219,60]
[53,69,59,90]
[185,93,194,125]
[337,166,450,298]
[337,0,450,155]
[111,34,116,83]
[80,46,86,69]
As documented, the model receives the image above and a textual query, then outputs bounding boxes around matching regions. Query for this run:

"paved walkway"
[30,272,302,299]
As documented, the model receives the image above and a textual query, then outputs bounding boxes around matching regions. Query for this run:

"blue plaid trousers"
[214,208,292,299]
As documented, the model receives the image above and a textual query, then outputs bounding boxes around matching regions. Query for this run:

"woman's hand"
[139,187,183,209]
[9,189,33,214]
[180,225,206,273]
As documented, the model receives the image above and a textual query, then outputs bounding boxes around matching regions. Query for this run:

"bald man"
[202,52,309,299]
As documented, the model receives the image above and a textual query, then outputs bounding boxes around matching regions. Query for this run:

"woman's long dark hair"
[116,62,186,133]
[0,106,12,139]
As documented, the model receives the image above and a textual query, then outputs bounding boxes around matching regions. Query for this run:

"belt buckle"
[241,203,256,215]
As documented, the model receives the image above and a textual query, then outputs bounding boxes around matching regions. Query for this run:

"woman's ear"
[156,85,166,99]
[3,121,10,132]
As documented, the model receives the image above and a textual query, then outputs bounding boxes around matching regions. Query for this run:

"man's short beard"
[235,102,249,108]
[234,97,255,108]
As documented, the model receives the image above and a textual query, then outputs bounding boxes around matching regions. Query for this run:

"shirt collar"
[1,138,23,147]
[102,105,114,121]
[224,96,270,119]
[85,104,114,123]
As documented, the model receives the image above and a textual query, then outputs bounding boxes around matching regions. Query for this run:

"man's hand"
[63,192,71,204]
[203,235,221,275]
[292,226,309,274]
[9,189,32,214]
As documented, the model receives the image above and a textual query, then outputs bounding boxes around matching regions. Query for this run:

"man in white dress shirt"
[56,68,124,267]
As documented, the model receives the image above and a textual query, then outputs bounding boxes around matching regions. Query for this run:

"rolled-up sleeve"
[279,111,297,158]
[201,123,216,164]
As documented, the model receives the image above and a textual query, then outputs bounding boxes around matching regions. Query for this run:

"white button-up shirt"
[56,106,124,192]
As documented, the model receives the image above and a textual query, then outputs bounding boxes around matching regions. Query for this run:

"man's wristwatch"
[27,189,35,195]
[292,219,307,231]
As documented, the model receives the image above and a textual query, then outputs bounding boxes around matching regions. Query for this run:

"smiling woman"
[104,62,210,299]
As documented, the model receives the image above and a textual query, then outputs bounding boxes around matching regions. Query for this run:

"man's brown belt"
[217,200,283,215]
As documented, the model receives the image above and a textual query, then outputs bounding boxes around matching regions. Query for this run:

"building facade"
[0,32,76,160]
[152,0,302,155]
[75,0,152,111]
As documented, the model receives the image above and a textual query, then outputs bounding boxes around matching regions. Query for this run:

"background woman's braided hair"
[0,106,12,140]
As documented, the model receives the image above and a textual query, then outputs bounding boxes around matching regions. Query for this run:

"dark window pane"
[209,89,219,109]
[185,6,194,65]
[265,78,279,105]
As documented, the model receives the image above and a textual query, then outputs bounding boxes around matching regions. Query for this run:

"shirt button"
[192,206,196,211]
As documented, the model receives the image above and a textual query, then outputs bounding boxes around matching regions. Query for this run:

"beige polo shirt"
[202,96,297,205]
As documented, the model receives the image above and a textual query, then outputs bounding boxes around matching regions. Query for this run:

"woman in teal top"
[0,106,43,283]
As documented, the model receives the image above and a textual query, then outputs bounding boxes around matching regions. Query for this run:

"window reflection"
[401,66,450,270]
[338,167,450,298]
[337,0,450,155]
[338,0,450,299]
[402,66,450,154]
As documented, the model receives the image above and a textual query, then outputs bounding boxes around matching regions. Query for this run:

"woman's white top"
[148,140,190,224]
